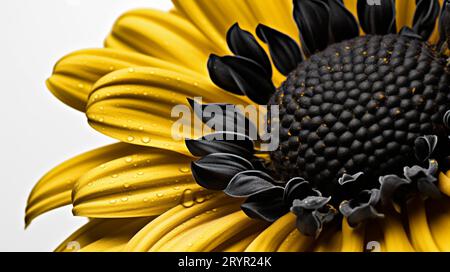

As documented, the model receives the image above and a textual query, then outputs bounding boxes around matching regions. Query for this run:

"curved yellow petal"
[277,228,315,252]
[86,67,251,155]
[314,230,343,252]
[381,213,415,252]
[439,171,450,197]
[72,147,207,218]
[341,219,365,252]
[48,48,196,112]
[396,0,416,30]
[55,218,153,252]
[158,211,261,252]
[245,213,296,252]
[222,233,260,252]
[426,199,450,252]
[106,9,216,74]
[125,194,237,252]
[407,197,440,252]
[25,143,143,226]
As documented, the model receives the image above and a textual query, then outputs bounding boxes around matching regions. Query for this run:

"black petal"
[225,170,279,197]
[443,110,450,128]
[185,132,254,158]
[293,0,330,56]
[187,98,258,138]
[339,189,384,227]
[414,135,438,162]
[338,172,364,186]
[404,160,438,182]
[413,0,440,40]
[324,0,359,42]
[379,174,411,207]
[404,160,441,199]
[191,153,253,190]
[226,23,272,76]
[399,26,424,40]
[357,0,396,35]
[293,195,331,210]
[439,1,450,49]
[291,199,336,237]
[207,54,244,95]
[284,177,317,204]
[241,187,287,222]
[256,24,303,76]
[207,55,276,104]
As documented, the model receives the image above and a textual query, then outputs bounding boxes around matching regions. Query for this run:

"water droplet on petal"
[179,166,190,173]
[141,137,151,143]
[181,189,195,208]
[127,136,135,142]
[156,193,164,198]
[125,157,133,163]
[109,200,117,204]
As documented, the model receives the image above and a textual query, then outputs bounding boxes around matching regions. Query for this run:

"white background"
[0,0,172,252]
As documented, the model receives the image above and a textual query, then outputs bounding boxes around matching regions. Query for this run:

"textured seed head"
[269,34,450,196]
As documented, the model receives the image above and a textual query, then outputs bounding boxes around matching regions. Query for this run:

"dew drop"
[141,137,151,143]
[137,171,144,176]
[123,183,130,189]
[125,157,133,163]
[127,136,135,142]
[143,197,149,203]
[109,200,117,204]
[194,195,206,204]
[111,174,119,178]
[121,197,129,202]
[181,189,195,208]
[156,192,164,198]
[179,166,190,173]
[128,68,135,73]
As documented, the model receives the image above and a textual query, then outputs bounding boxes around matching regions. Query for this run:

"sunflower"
[26,0,450,252]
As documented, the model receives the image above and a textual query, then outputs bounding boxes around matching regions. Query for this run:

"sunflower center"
[269,34,450,198]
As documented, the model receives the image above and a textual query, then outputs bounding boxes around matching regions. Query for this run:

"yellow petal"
[277,228,315,252]
[86,67,251,155]
[125,194,237,252]
[48,48,195,112]
[55,218,153,252]
[340,219,365,252]
[427,199,450,251]
[222,233,260,252]
[106,9,216,74]
[381,213,415,252]
[396,0,416,30]
[407,197,440,252]
[245,213,296,252]
[158,211,261,251]
[72,148,207,218]
[313,229,343,252]
[25,143,143,226]
[439,171,450,197]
